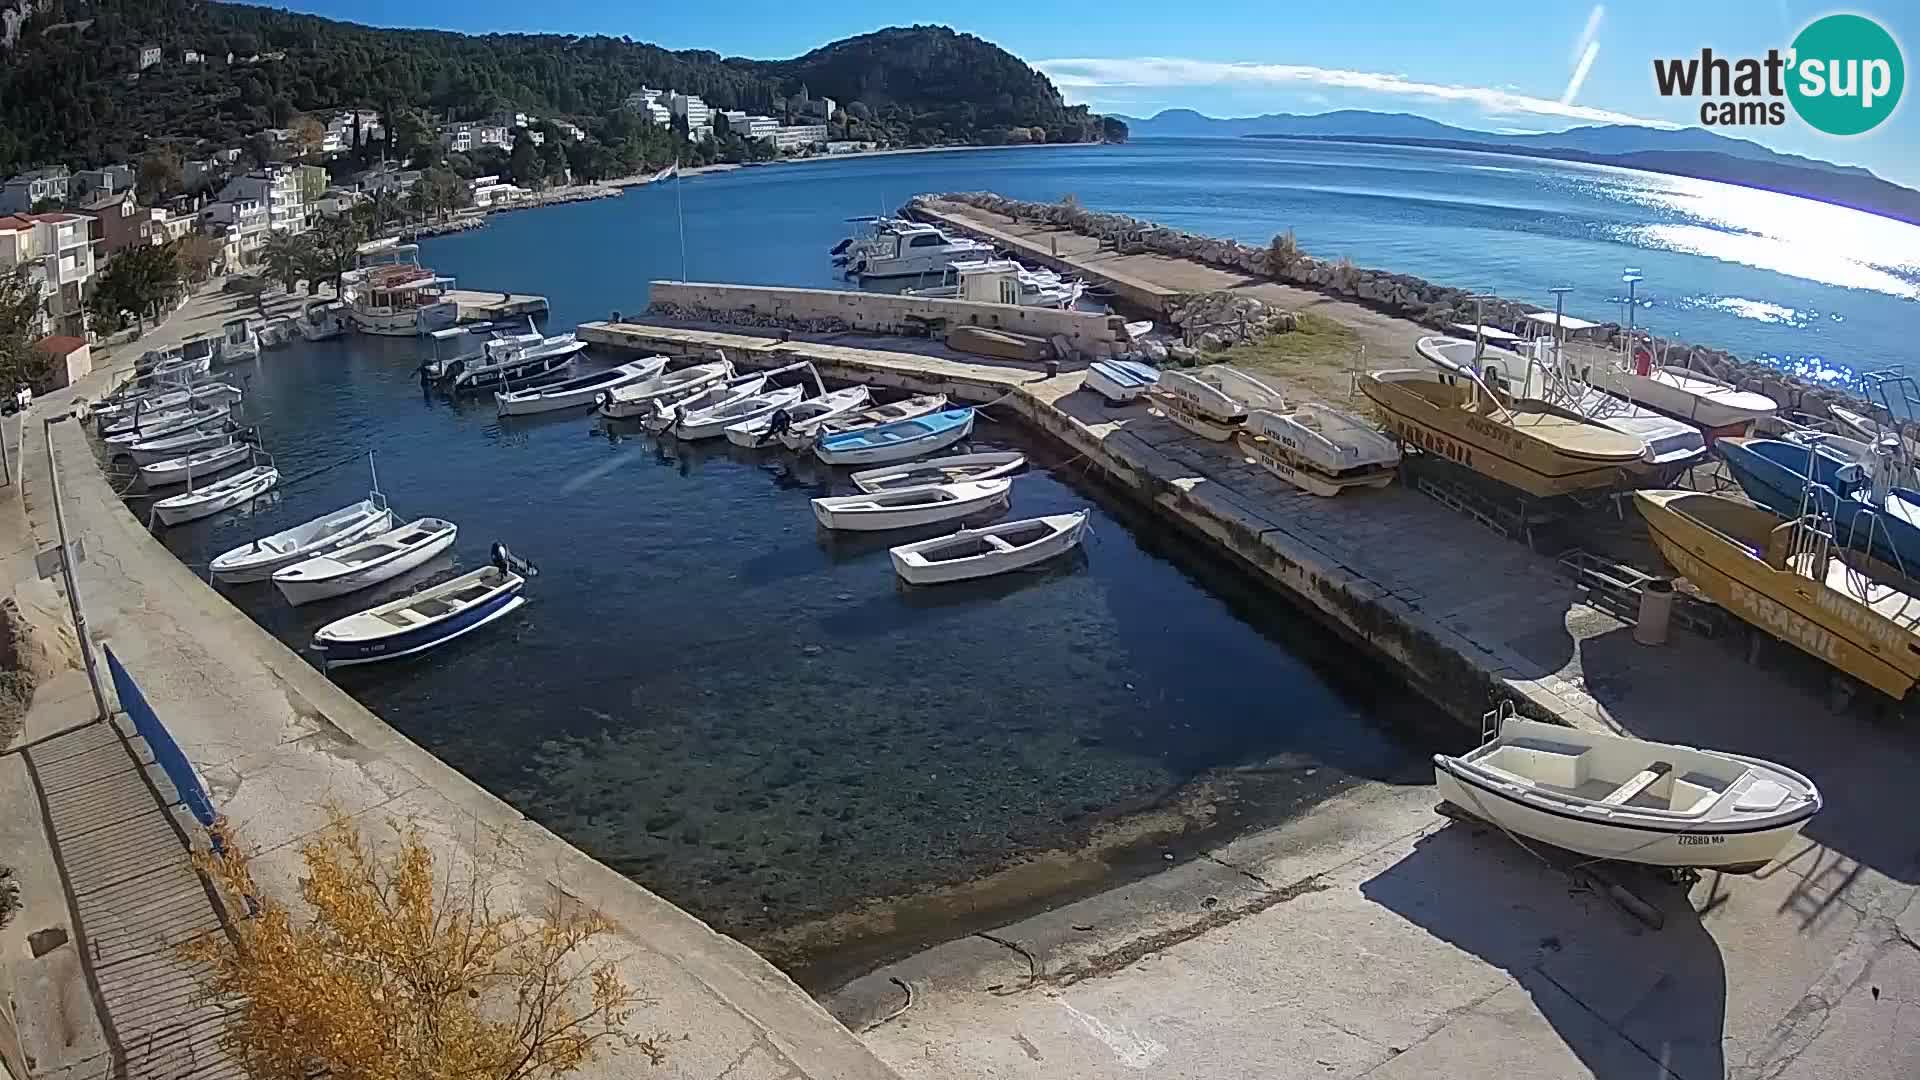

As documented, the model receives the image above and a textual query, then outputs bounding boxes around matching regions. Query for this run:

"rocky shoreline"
[916,192,1892,427]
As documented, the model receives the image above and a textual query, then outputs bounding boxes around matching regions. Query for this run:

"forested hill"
[0,1,1122,173]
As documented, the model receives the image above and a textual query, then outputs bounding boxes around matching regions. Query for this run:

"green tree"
[261,233,306,293]
[304,215,367,296]
[537,139,567,186]
[508,128,540,188]
[175,233,221,284]
[0,267,50,392]
[388,108,437,167]
[88,243,183,333]
[417,168,465,221]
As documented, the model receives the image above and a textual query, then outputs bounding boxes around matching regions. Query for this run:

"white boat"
[598,359,733,418]
[340,241,458,336]
[1149,366,1288,441]
[1082,360,1160,405]
[812,479,1013,531]
[1586,354,1777,433]
[1418,336,1707,470]
[311,558,527,669]
[211,496,396,583]
[846,222,994,279]
[138,440,254,487]
[724,386,871,448]
[644,371,770,433]
[151,465,279,526]
[830,215,913,265]
[103,407,233,447]
[218,318,260,364]
[175,334,218,373]
[257,317,297,349]
[495,359,666,416]
[799,394,949,450]
[686,385,804,443]
[851,452,1026,494]
[1241,403,1401,496]
[813,408,976,466]
[889,510,1090,585]
[93,382,240,429]
[444,327,587,390]
[297,300,349,341]
[129,423,240,466]
[272,517,458,606]
[905,259,1086,309]
[1434,715,1820,875]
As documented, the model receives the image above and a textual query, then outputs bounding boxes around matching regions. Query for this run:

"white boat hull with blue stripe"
[1082,360,1159,404]
[813,408,975,466]
[312,564,526,669]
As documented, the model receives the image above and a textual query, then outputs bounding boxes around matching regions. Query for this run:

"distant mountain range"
[1110,109,1919,223]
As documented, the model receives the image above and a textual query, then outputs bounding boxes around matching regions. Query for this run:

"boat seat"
[1735,777,1793,813]
[1598,761,1673,806]
[984,535,1017,553]
[1480,742,1591,790]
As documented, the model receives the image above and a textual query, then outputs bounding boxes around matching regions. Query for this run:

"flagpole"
[675,157,687,283]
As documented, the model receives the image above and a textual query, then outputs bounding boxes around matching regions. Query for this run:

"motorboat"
[101,400,213,438]
[1359,367,1650,499]
[272,517,458,606]
[1417,336,1706,473]
[812,479,1013,531]
[440,324,587,387]
[1241,403,1400,496]
[138,440,254,488]
[845,222,993,279]
[645,371,770,433]
[495,359,666,416]
[218,318,260,364]
[1583,346,1777,434]
[1435,712,1820,874]
[1714,437,1920,573]
[128,422,241,466]
[311,545,535,669]
[1148,366,1287,441]
[93,382,240,429]
[151,465,279,527]
[851,452,1026,494]
[340,241,459,336]
[802,394,949,449]
[814,408,976,466]
[257,317,297,349]
[102,407,234,447]
[724,386,871,448]
[1082,360,1160,406]
[1637,487,1920,700]
[175,334,218,374]
[830,215,914,265]
[211,495,395,584]
[597,359,733,419]
[889,511,1090,585]
[905,259,1087,309]
[296,300,349,341]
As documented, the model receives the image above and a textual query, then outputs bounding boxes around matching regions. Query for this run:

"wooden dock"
[447,288,548,324]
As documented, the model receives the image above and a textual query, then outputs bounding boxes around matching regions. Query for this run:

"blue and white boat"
[813,408,976,466]
[311,544,536,669]
[1082,359,1159,405]
[1715,437,1920,571]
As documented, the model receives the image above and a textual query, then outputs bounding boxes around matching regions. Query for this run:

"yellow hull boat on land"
[1359,368,1650,499]
[1635,489,1920,700]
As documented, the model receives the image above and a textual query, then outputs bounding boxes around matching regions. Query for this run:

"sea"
[143,137,1917,980]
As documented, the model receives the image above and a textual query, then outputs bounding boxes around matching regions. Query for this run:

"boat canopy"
[1450,322,1523,342]
[1520,311,1602,332]
[383,275,454,293]
[430,325,480,340]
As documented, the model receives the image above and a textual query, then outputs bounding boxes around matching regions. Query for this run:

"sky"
[267,1,1919,184]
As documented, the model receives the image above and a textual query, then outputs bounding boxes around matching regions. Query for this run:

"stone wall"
[917,192,1893,427]
[645,281,1129,358]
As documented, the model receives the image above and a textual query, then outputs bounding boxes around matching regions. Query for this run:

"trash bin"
[1634,578,1674,646]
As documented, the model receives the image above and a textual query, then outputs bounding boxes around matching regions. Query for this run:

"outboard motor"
[758,408,793,446]
[490,542,539,578]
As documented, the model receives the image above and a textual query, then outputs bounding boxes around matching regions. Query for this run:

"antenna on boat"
[1547,285,1574,382]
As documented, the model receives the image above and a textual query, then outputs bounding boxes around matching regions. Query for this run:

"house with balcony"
[80,189,194,260]
[199,198,270,263]
[73,164,134,200]
[772,124,829,152]
[215,164,306,236]
[0,213,96,338]
[0,167,72,214]
[669,93,713,140]
[137,45,161,71]
[440,122,511,155]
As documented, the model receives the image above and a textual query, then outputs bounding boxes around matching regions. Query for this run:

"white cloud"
[1037,56,1680,128]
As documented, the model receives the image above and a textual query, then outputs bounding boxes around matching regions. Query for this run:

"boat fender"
[490,542,539,578]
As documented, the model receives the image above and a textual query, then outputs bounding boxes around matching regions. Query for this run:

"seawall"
[26,360,899,1079]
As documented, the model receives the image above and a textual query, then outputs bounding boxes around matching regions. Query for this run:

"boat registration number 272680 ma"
[1677,834,1727,846]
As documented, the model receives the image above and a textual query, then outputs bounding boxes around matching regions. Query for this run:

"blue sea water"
[426,137,1920,383]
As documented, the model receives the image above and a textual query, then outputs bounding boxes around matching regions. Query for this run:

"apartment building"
[0,166,71,214]
[772,124,829,152]
[0,212,95,337]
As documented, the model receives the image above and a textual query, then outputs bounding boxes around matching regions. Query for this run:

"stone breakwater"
[644,300,856,337]
[916,192,1895,427]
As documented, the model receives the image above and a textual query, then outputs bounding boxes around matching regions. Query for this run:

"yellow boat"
[1635,489,1920,700]
[1359,367,1650,499]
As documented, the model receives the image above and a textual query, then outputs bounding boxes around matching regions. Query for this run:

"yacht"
[907,259,1086,309]
[297,300,349,341]
[442,324,584,393]
[830,216,914,265]
[218,317,259,363]
[340,240,460,336]
[846,223,994,280]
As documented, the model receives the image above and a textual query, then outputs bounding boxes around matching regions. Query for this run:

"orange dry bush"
[182,807,666,1080]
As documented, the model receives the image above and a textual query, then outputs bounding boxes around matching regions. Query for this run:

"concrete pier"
[448,288,549,324]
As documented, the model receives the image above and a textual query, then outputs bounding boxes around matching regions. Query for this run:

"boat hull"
[891,512,1087,585]
[273,527,458,606]
[814,411,974,466]
[1239,434,1395,497]
[1588,364,1776,433]
[1150,386,1242,440]
[1082,361,1159,405]
[1714,437,1920,573]
[1433,760,1809,873]
[812,481,1012,531]
[315,588,524,669]
[140,444,251,488]
[598,362,732,418]
[152,468,278,526]
[851,452,1026,494]
[211,505,395,584]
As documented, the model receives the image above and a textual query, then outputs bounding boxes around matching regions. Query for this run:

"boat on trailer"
[851,452,1026,494]
[1240,403,1400,496]
[812,478,1013,531]
[495,358,665,416]
[1149,366,1288,441]
[151,463,279,526]
[272,517,458,606]
[889,510,1089,585]
[311,545,535,669]
[1435,713,1820,874]
[598,359,733,419]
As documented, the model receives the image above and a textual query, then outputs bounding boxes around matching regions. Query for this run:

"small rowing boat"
[272,517,458,606]
[495,358,665,415]
[812,478,1013,531]
[103,407,233,448]
[851,452,1026,494]
[212,496,395,584]
[151,465,278,526]
[1082,360,1159,405]
[726,386,872,448]
[1149,366,1287,441]
[679,385,805,441]
[598,359,733,418]
[138,440,253,488]
[890,510,1089,585]
[127,422,240,466]
[814,408,975,466]
[1240,403,1400,496]
[801,394,948,449]
[643,371,769,433]
[311,545,535,669]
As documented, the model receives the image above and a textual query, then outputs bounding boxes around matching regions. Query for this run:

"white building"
[669,93,713,140]
[72,164,134,199]
[773,124,829,152]
[441,123,511,154]
[0,166,71,214]
[715,109,748,133]
[199,198,270,262]
[554,121,585,141]
[623,87,664,110]
[806,96,837,120]
[137,45,161,71]
[467,175,527,208]
[215,164,305,236]
[183,49,204,64]
[737,116,778,142]
[0,212,95,337]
